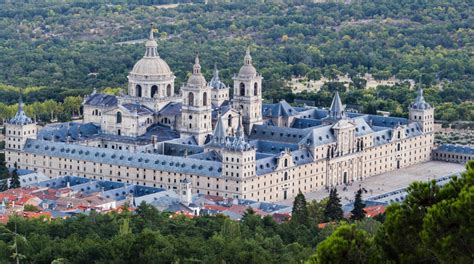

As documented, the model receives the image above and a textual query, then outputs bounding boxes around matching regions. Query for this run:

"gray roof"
[250,140,298,154]
[211,116,227,146]
[410,87,432,110]
[300,126,336,147]
[8,98,33,125]
[24,139,222,177]
[121,103,154,116]
[262,100,298,117]
[250,124,311,143]
[436,144,474,155]
[328,91,345,120]
[372,129,392,146]
[209,64,227,89]
[291,118,322,129]
[159,102,182,116]
[38,122,100,142]
[84,93,118,107]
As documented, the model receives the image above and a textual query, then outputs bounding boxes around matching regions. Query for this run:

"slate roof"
[300,126,336,147]
[436,144,474,155]
[291,118,322,129]
[38,122,100,142]
[121,103,154,116]
[250,124,312,143]
[83,93,118,107]
[262,100,299,117]
[23,139,222,177]
[250,140,299,154]
[372,129,392,146]
[159,102,182,116]
[188,150,222,161]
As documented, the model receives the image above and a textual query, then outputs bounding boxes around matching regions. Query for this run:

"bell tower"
[232,48,263,134]
[180,55,213,145]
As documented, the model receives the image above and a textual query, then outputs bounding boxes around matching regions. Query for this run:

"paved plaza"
[278,161,466,205]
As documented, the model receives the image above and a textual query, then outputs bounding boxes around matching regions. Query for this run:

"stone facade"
[4,28,438,202]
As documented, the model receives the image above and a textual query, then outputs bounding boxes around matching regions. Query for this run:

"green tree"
[350,189,366,221]
[324,188,343,222]
[9,162,20,189]
[307,224,380,264]
[420,161,474,263]
[307,198,327,225]
[292,190,309,226]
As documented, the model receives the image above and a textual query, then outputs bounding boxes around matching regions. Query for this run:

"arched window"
[167,84,172,96]
[151,85,158,98]
[284,172,288,181]
[188,92,194,106]
[116,112,122,124]
[254,82,258,96]
[136,85,142,97]
[239,83,245,96]
[284,159,288,167]
[203,92,208,106]
[228,115,232,127]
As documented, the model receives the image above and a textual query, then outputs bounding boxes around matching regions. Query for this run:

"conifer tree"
[0,179,7,192]
[350,189,366,221]
[324,188,343,221]
[9,162,21,189]
[291,190,309,226]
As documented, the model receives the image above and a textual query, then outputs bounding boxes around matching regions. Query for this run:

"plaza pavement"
[278,161,466,205]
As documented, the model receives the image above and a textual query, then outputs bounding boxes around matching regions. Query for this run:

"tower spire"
[244,46,252,65]
[18,88,24,112]
[213,63,219,79]
[144,25,158,58]
[329,91,345,120]
[213,114,227,144]
[193,54,201,75]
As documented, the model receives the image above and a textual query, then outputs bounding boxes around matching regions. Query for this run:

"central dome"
[131,57,172,76]
[130,28,173,77]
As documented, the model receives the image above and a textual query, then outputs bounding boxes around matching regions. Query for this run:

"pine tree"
[9,162,21,189]
[350,189,366,221]
[324,188,343,221]
[0,179,7,192]
[291,189,309,226]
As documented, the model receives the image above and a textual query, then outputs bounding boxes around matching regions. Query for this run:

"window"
[239,83,245,96]
[136,85,142,97]
[116,112,122,124]
[188,92,194,106]
[167,84,172,96]
[203,92,208,106]
[228,115,232,126]
[151,85,158,98]
[254,82,258,96]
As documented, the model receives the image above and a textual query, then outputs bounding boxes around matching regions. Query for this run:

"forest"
[0,161,472,263]
[0,0,472,122]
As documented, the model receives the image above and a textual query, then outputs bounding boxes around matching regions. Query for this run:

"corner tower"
[5,93,37,168]
[232,48,263,134]
[180,55,213,145]
[409,87,434,133]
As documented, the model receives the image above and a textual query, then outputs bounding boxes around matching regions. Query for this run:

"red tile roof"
[364,205,386,217]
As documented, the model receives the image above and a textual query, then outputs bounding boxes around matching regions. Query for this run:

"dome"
[186,55,206,87]
[238,64,257,77]
[238,47,257,77]
[187,74,206,87]
[130,27,173,77]
[131,57,172,76]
